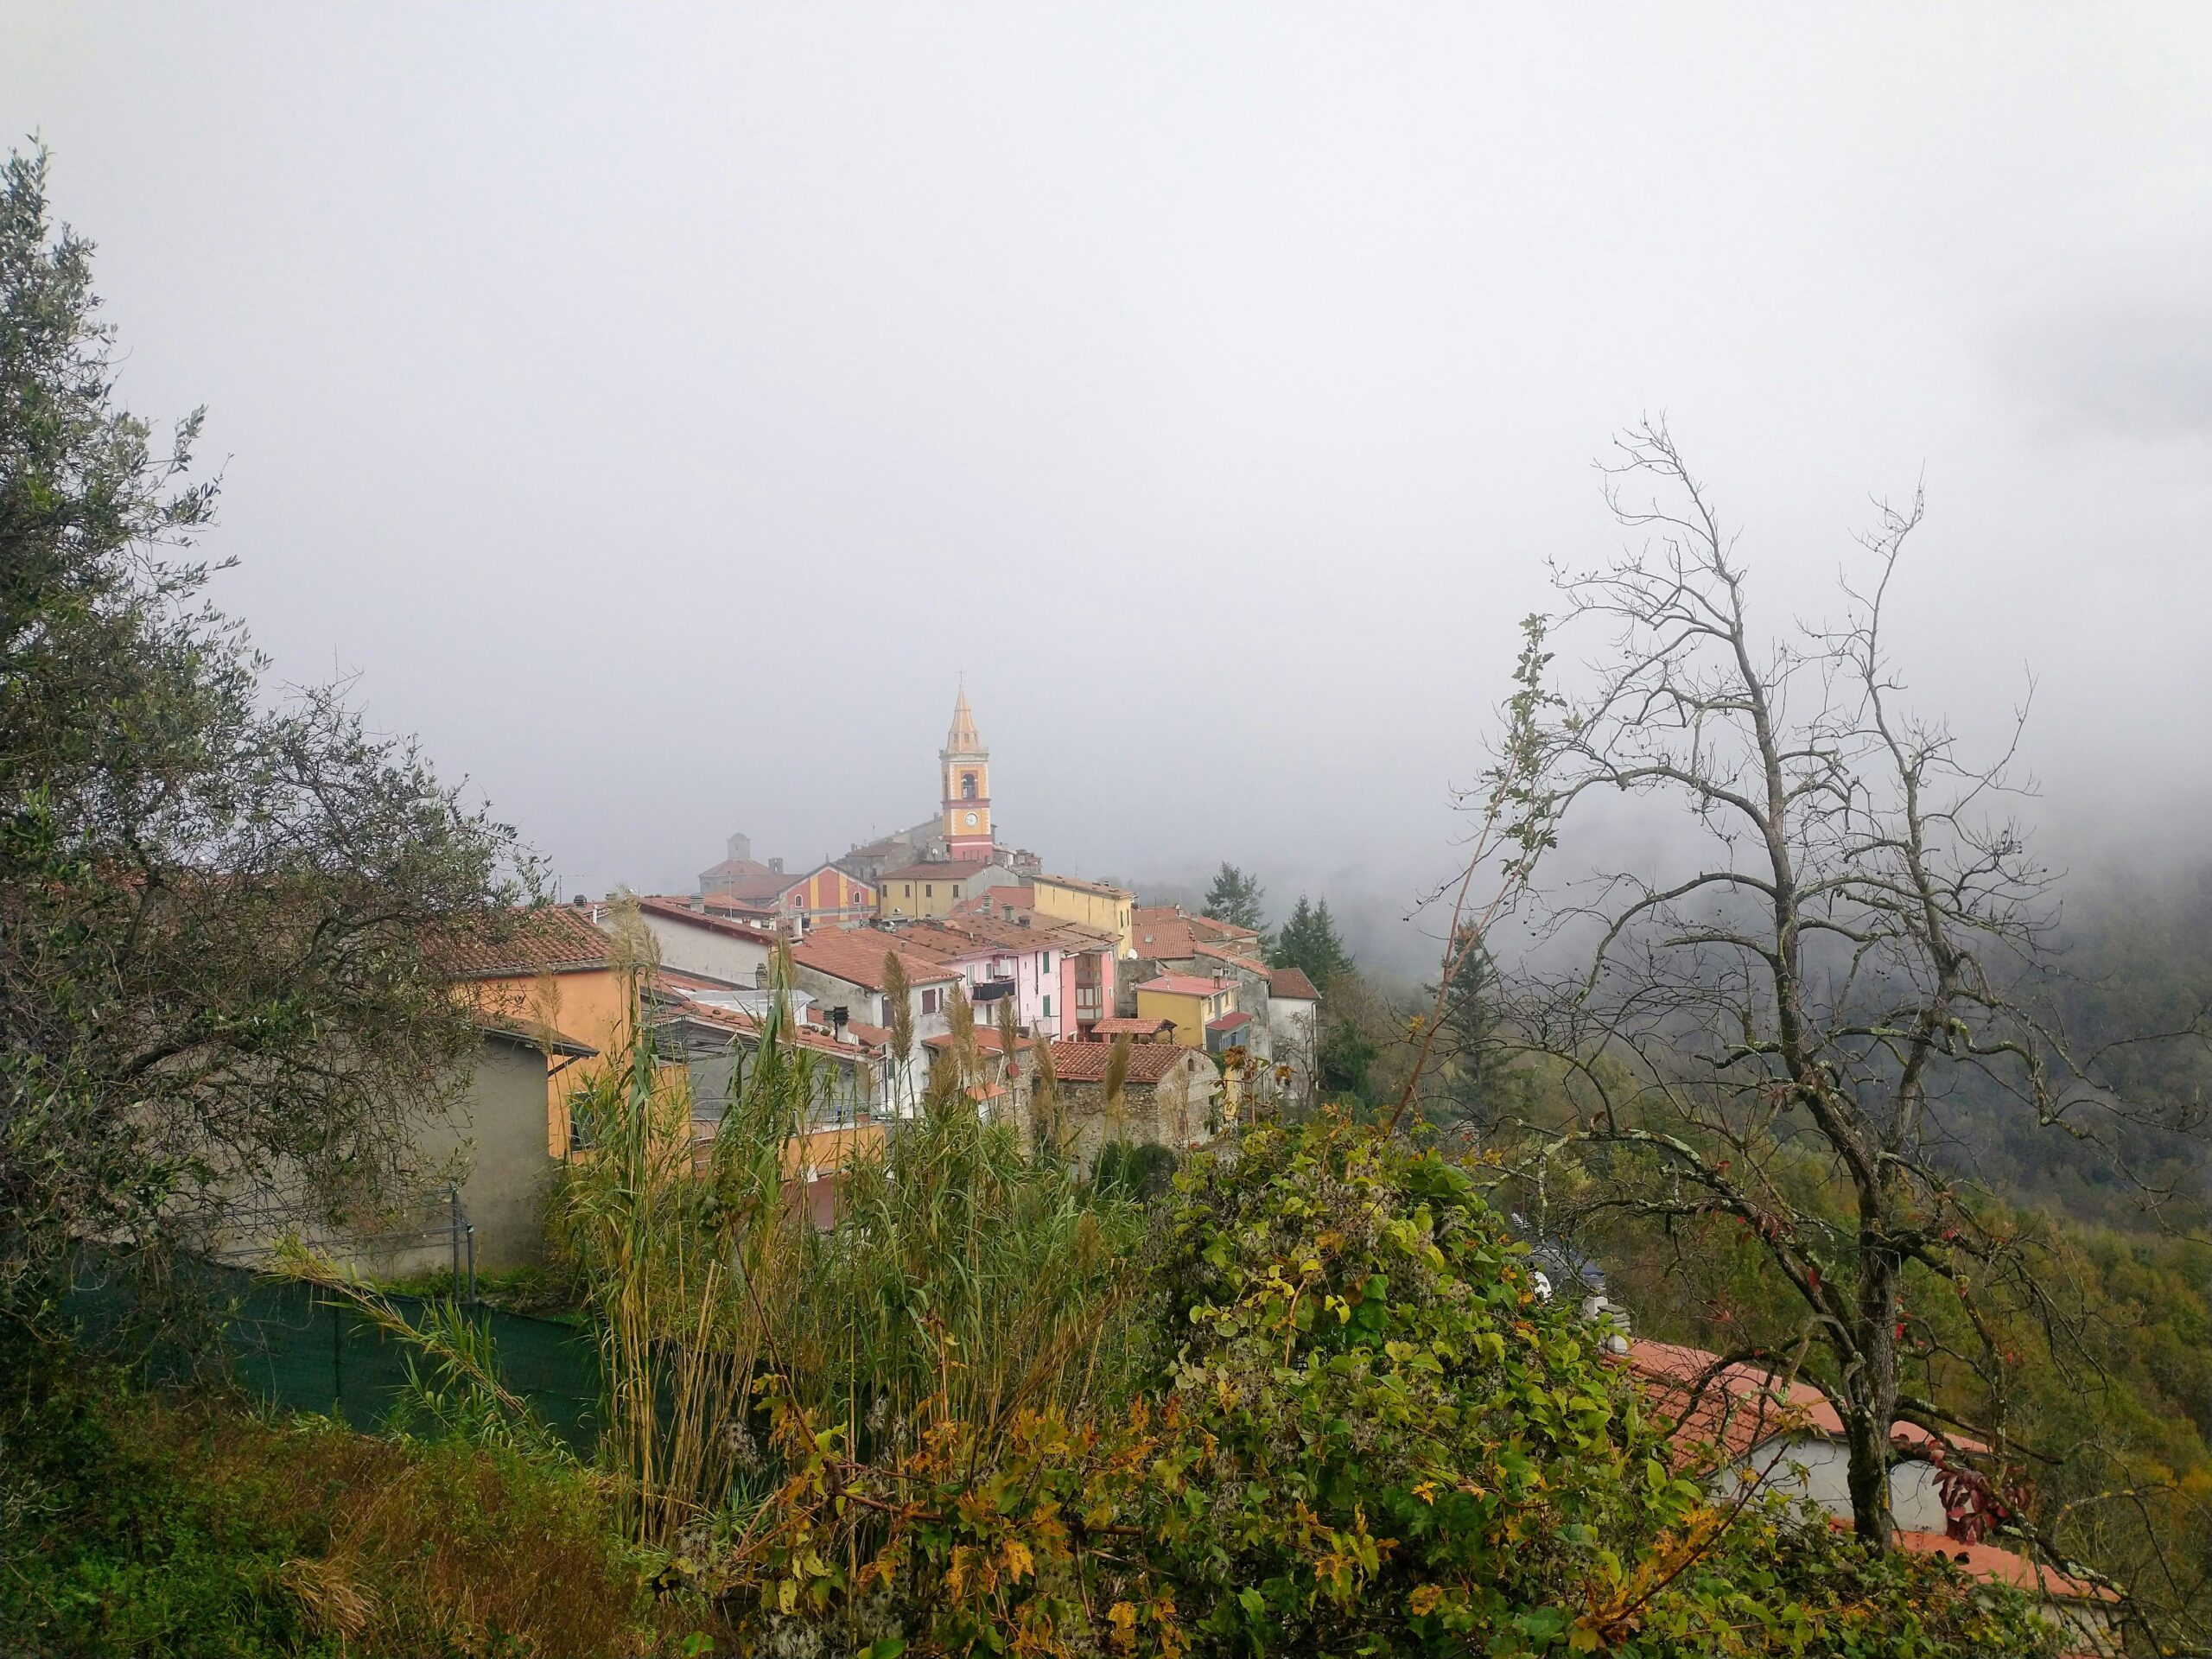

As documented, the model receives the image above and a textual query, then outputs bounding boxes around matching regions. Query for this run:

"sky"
[7,4,2209,967]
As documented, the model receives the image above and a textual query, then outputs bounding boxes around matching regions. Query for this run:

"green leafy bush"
[713,1115,2064,1656]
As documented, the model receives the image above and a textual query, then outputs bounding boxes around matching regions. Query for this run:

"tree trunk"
[1845,1246,1902,1549]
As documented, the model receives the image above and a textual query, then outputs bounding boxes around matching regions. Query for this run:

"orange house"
[440,904,637,1155]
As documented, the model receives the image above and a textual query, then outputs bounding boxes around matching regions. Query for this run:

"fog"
[8,4,2209,971]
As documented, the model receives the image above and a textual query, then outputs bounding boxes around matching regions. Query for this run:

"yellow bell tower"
[941,685,994,860]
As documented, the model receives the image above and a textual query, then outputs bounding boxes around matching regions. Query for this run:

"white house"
[633,896,778,988]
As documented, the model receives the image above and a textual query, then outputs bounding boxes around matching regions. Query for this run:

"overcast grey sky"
[8,4,2209,951]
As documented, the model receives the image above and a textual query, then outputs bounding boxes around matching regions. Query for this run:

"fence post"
[449,1185,461,1290]
[330,1294,344,1417]
[466,1224,477,1306]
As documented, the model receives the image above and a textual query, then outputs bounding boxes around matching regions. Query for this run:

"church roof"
[944,686,986,757]
[878,859,999,883]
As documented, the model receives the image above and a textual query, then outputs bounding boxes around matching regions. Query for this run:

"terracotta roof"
[880,859,1000,884]
[1624,1339,1988,1468]
[1133,918,1198,958]
[1189,914,1261,944]
[1207,1010,1254,1032]
[1137,974,1233,998]
[637,896,782,944]
[702,870,803,902]
[1193,941,1271,977]
[791,928,957,992]
[1090,1016,1172,1037]
[433,906,613,979]
[1268,965,1320,1001]
[1034,872,1132,900]
[1890,1528,2114,1603]
[699,856,770,880]
[1047,1039,1208,1085]
[844,1020,891,1046]
[1624,1338,1828,1468]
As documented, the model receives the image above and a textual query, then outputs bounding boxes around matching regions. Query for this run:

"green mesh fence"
[63,1250,601,1454]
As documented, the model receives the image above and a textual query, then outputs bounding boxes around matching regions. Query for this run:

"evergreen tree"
[1271,895,1353,988]
[1422,925,1512,1131]
[1201,861,1267,932]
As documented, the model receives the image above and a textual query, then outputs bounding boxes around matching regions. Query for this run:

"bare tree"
[1497,421,2203,1551]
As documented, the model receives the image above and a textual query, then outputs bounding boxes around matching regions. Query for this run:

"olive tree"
[0,148,536,1313]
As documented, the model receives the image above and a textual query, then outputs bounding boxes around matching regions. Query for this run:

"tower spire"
[944,683,982,756]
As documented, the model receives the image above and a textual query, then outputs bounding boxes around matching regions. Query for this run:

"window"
[963,772,977,800]
[1041,995,1052,1018]
[925,884,934,898]
[951,885,962,898]
[923,988,942,1014]
[1040,951,1052,972]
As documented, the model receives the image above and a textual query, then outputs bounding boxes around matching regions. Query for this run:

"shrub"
[709,1115,2063,1656]
[0,1335,701,1658]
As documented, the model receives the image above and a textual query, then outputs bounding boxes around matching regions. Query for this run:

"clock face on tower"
[963,811,978,827]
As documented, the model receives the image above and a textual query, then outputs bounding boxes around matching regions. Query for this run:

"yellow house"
[876,859,1004,922]
[1032,873,1135,957]
[1134,974,1236,1048]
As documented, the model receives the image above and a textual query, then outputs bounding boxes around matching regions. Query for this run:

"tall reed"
[556,963,1144,1550]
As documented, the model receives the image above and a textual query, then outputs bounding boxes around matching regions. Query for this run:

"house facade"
[702,861,876,934]
[1134,974,1237,1048]
[633,896,779,987]
[875,859,1020,923]
[1032,873,1135,957]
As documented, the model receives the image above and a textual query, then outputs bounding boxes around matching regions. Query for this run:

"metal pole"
[466,1224,477,1306]
[449,1186,461,1293]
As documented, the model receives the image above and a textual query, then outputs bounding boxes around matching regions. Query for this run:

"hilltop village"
[449,688,1322,1240]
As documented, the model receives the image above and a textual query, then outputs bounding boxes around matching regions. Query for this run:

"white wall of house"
[639,911,774,988]
[1711,1433,1949,1534]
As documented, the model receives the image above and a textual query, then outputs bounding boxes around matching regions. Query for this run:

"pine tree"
[1423,925,1511,1130]
[1201,862,1267,932]
[1271,895,1353,988]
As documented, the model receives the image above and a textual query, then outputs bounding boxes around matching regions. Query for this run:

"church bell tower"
[941,686,994,860]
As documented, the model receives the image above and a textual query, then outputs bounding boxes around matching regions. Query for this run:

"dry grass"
[116,1392,715,1657]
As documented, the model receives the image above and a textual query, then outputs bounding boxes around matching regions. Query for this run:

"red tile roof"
[1268,966,1320,1001]
[879,860,998,883]
[1189,914,1261,944]
[1193,941,1271,977]
[637,896,783,945]
[703,870,802,902]
[1047,1040,1208,1085]
[433,906,613,979]
[1090,1016,1172,1037]
[1137,974,1233,998]
[1133,918,1198,957]
[1890,1528,2114,1603]
[699,856,770,881]
[1624,1339,1987,1467]
[1206,1010,1254,1032]
[791,928,957,992]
